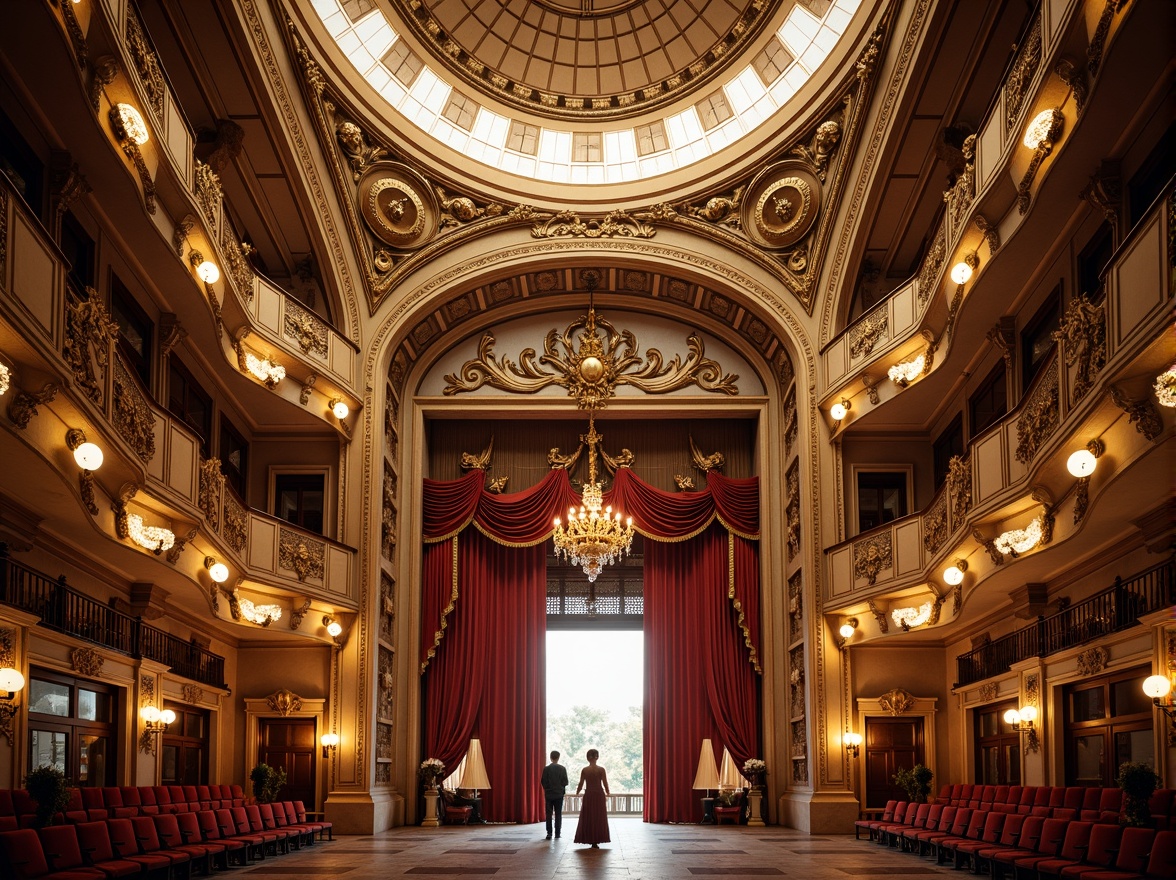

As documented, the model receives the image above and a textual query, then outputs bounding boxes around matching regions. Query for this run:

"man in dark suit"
[540,750,569,839]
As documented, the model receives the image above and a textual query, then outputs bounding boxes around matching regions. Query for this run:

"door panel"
[259,719,317,809]
[864,718,924,808]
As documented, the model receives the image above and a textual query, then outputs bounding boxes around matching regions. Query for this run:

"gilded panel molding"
[1076,646,1108,677]
[124,5,165,122]
[280,299,328,359]
[853,533,892,585]
[1015,360,1059,465]
[265,688,303,716]
[112,358,156,463]
[1053,295,1105,404]
[947,454,972,521]
[64,294,117,406]
[848,305,888,359]
[71,647,104,677]
[223,495,247,553]
[278,529,325,582]
[1004,15,1042,135]
[878,687,914,715]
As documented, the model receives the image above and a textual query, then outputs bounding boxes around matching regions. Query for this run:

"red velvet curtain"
[420,466,760,825]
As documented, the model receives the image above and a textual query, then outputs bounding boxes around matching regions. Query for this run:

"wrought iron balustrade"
[0,546,226,688]
[955,558,1174,686]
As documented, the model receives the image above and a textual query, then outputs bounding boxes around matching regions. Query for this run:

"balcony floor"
[269,818,962,877]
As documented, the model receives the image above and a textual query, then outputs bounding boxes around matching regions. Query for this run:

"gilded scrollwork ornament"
[166,528,197,565]
[1004,15,1042,135]
[199,458,224,531]
[289,598,312,631]
[65,293,117,405]
[8,382,58,430]
[879,688,915,716]
[487,476,508,494]
[530,209,655,240]
[335,120,388,182]
[791,120,842,181]
[947,455,972,520]
[194,162,223,230]
[677,187,743,227]
[1015,361,1059,465]
[1109,385,1162,441]
[674,474,695,491]
[849,306,888,359]
[444,297,738,407]
[853,534,892,585]
[266,688,303,716]
[70,647,104,677]
[1053,295,1105,403]
[867,599,889,634]
[460,438,493,471]
[88,56,118,112]
[125,5,165,121]
[222,495,247,553]
[279,529,325,582]
[113,358,157,463]
[689,436,725,473]
[917,223,947,305]
[283,299,328,358]
[435,186,504,227]
[1054,58,1088,116]
[924,495,948,554]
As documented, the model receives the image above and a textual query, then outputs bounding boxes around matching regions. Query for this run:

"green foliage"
[892,764,934,803]
[1117,761,1161,827]
[547,704,643,791]
[249,763,287,804]
[717,790,740,806]
[23,765,73,828]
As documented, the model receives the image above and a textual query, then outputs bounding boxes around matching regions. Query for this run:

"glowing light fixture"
[66,429,104,471]
[1144,675,1173,701]
[0,667,26,695]
[951,262,972,284]
[891,602,933,629]
[994,517,1043,556]
[0,363,10,397]
[111,103,149,145]
[830,399,850,421]
[888,354,926,387]
[243,352,286,388]
[238,597,282,626]
[843,732,862,758]
[943,561,967,586]
[329,399,349,419]
[839,619,858,640]
[205,556,230,583]
[1023,109,1063,149]
[1154,365,1176,408]
[323,615,343,638]
[1067,448,1098,477]
[1003,705,1039,752]
[126,514,175,554]
[195,260,220,284]
[321,732,339,758]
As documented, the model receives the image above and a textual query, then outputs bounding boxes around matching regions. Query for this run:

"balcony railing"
[954,559,1174,687]
[0,545,227,689]
[561,792,644,815]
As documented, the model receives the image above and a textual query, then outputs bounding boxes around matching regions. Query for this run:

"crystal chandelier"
[552,411,634,582]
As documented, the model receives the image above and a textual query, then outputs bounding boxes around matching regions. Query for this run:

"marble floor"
[245,819,962,878]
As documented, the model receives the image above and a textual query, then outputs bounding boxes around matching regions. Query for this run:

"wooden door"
[258,718,317,809]
[863,717,924,808]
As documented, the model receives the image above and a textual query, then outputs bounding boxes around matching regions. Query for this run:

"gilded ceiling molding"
[442,296,739,407]
[531,209,656,240]
[818,0,928,346]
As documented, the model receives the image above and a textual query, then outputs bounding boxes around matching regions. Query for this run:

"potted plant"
[892,764,934,803]
[418,758,445,827]
[249,763,287,804]
[742,758,767,789]
[1116,761,1161,827]
[24,765,73,828]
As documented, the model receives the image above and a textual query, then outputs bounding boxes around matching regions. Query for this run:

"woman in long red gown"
[573,749,611,847]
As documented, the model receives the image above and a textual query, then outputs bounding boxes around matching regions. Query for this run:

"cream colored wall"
[249,437,340,530]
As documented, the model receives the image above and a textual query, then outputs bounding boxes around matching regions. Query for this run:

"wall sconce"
[1143,674,1176,745]
[1154,365,1176,408]
[838,617,858,648]
[322,615,343,638]
[891,602,933,631]
[1003,705,1039,753]
[994,517,1044,557]
[943,560,968,586]
[321,732,339,759]
[189,250,221,285]
[843,731,862,758]
[1018,109,1064,214]
[125,514,175,555]
[329,399,349,420]
[66,428,103,516]
[204,556,229,583]
[830,399,850,422]
[0,667,27,748]
[950,253,979,284]
[1068,440,1105,524]
[237,596,282,626]
[238,347,286,389]
[887,353,926,387]
[109,103,156,214]
[0,362,9,397]
[138,705,176,756]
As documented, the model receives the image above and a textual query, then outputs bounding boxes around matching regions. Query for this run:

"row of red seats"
[0,786,247,830]
[858,801,1176,880]
[0,801,332,879]
[935,785,1176,831]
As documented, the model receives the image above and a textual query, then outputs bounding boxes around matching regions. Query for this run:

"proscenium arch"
[361,239,831,815]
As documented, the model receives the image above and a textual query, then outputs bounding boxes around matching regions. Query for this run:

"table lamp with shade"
[692,738,720,823]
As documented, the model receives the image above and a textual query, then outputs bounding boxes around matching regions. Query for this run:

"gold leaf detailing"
[289,598,312,630]
[978,682,998,702]
[879,687,914,715]
[7,382,58,430]
[223,494,247,553]
[1053,295,1106,404]
[460,437,492,470]
[182,684,204,704]
[689,436,726,473]
[786,498,800,561]
[1054,58,1088,116]
[436,186,505,227]
[923,493,948,554]
[678,187,743,227]
[600,445,635,474]
[70,647,104,677]
[853,534,892,585]
[1087,0,1125,79]
[530,209,655,240]
[221,236,255,302]
[64,293,117,405]
[444,305,738,407]
[487,476,508,494]
[125,5,165,122]
[867,599,889,634]
[917,222,947,305]
[58,0,88,68]
[336,120,388,182]
[1005,16,1041,134]
[972,528,1004,566]
[947,455,972,520]
[194,161,223,231]
[944,134,976,236]
[279,528,324,582]
[1017,110,1064,214]
[548,444,583,472]
[112,357,156,463]
[199,459,224,531]
[266,688,303,716]
[974,214,1001,254]
[674,474,695,491]
[1076,646,1108,676]
[791,119,842,181]
[283,299,328,358]
[1109,385,1162,441]
[1015,360,1059,465]
[849,305,888,359]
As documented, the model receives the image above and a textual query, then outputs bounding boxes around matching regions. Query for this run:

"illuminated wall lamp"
[950,253,979,285]
[138,705,176,756]
[891,602,932,631]
[329,399,349,420]
[1143,676,1176,744]
[1018,109,1064,213]
[994,518,1044,557]
[843,731,862,758]
[66,428,103,516]
[241,351,285,388]
[0,667,26,748]
[126,514,175,555]
[1068,440,1104,524]
[0,362,10,397]
[830,399,850,421]
[1003,705,1039,753]
[189,251,221,285]
[838,617,858,648]
[887,354,926,387]
[321,732,339,759]
[323,615,343,638]
[205,557,230,583]
[943,560,968,586]
[109,103,156,214]
[1154,365,1176,408]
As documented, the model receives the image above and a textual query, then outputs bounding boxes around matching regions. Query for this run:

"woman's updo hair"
[586,749,599,760]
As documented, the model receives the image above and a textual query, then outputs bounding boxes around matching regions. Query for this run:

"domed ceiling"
[386,0,779,118]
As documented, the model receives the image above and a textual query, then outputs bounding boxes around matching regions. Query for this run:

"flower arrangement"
[742,758,767,778]
[1117,761,1161,826]
[418,757,445,788]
